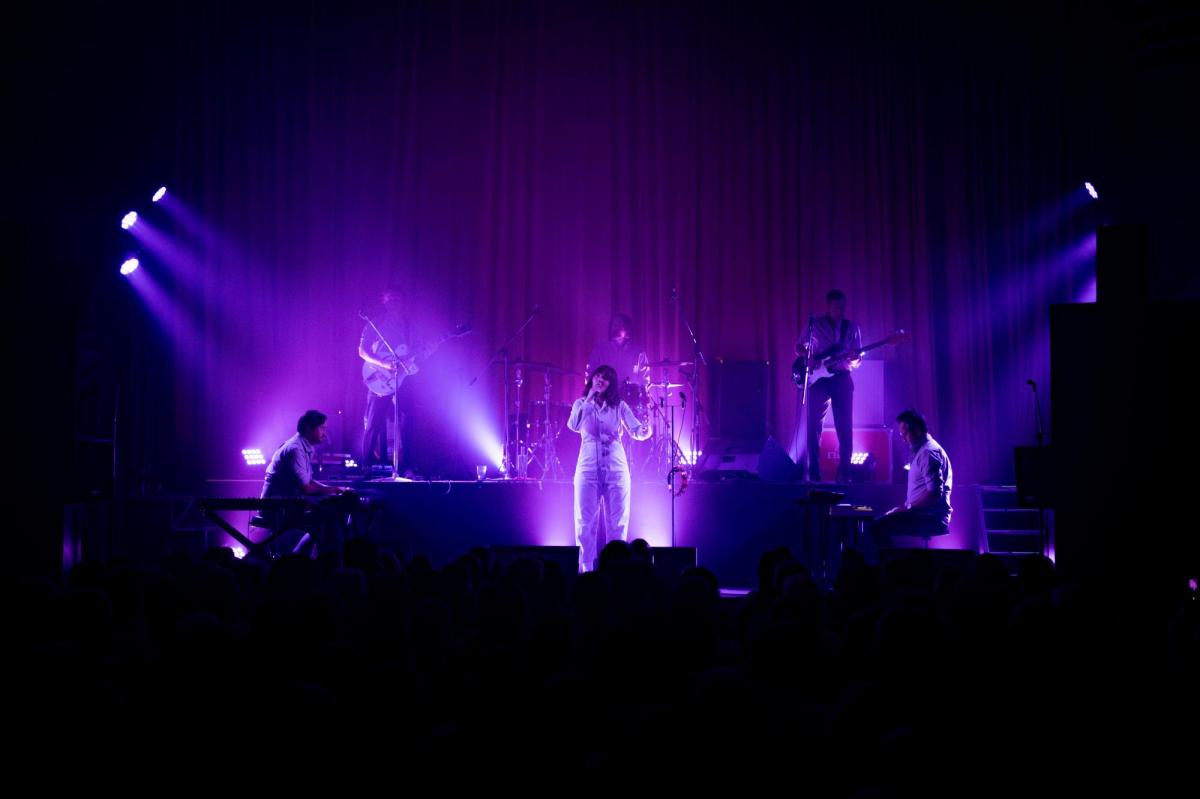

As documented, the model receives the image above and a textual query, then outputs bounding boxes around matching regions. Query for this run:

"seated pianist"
[261,409,361,556]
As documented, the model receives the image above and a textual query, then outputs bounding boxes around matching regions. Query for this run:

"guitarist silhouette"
[358,287,419,473]
[796,289,862,483]
[358,287,470,475]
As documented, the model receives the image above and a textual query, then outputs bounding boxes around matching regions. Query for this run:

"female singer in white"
[567,364,652,572]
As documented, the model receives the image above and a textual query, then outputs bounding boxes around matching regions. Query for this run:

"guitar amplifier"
[818,427,892,483]
[709,360,769,440]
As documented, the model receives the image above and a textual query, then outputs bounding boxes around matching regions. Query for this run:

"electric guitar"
[362,323,471,397]
[792,329,910,387]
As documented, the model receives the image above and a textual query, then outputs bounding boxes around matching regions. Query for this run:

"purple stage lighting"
[1084,182,1099,199]
[242,448,266,466]
[121,211,138,230]
[152,186,167,202]
[464,414,506,470]
[119,258,139,276]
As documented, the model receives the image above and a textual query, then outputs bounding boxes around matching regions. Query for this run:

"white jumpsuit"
[567,397,651,572]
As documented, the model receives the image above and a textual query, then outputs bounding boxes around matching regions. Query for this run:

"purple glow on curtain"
[117,1,1099,496]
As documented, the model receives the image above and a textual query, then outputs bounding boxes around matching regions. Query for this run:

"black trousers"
[806,372,854,481]
[270,493,367,557]
[361,391,410,469]
[869,509,949,547]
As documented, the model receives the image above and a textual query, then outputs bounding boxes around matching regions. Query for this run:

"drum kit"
[501,357,695,481]
[625,358,694,481]
[506,359,578,480]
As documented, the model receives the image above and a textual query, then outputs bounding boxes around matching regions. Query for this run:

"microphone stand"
[672,289,707,467]
[1028,378,1049,557]
[469,309,540,478]
[1029,379,1045,447]
[360,311,405,481]
[800,314,816,407]
[797,314,817,481]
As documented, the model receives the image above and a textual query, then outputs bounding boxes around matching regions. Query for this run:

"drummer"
[587,313,651,406]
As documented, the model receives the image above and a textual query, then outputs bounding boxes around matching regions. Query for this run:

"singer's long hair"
[582,365,621,408]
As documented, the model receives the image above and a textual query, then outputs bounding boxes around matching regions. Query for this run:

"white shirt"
[262,434,315,498]
[567,398,651,475]
[906,435,953,526]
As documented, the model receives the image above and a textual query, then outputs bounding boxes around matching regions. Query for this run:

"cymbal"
[647,381,685,389]
[511,360,581,375]
[644,359,694,368]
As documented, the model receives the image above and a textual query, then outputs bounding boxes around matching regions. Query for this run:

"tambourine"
[668,465,689,497]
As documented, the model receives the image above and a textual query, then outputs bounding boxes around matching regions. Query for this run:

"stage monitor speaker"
[696,436,798,482]
[649,546,698,582]
[757,435,799,482]
[695,439,760,481]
